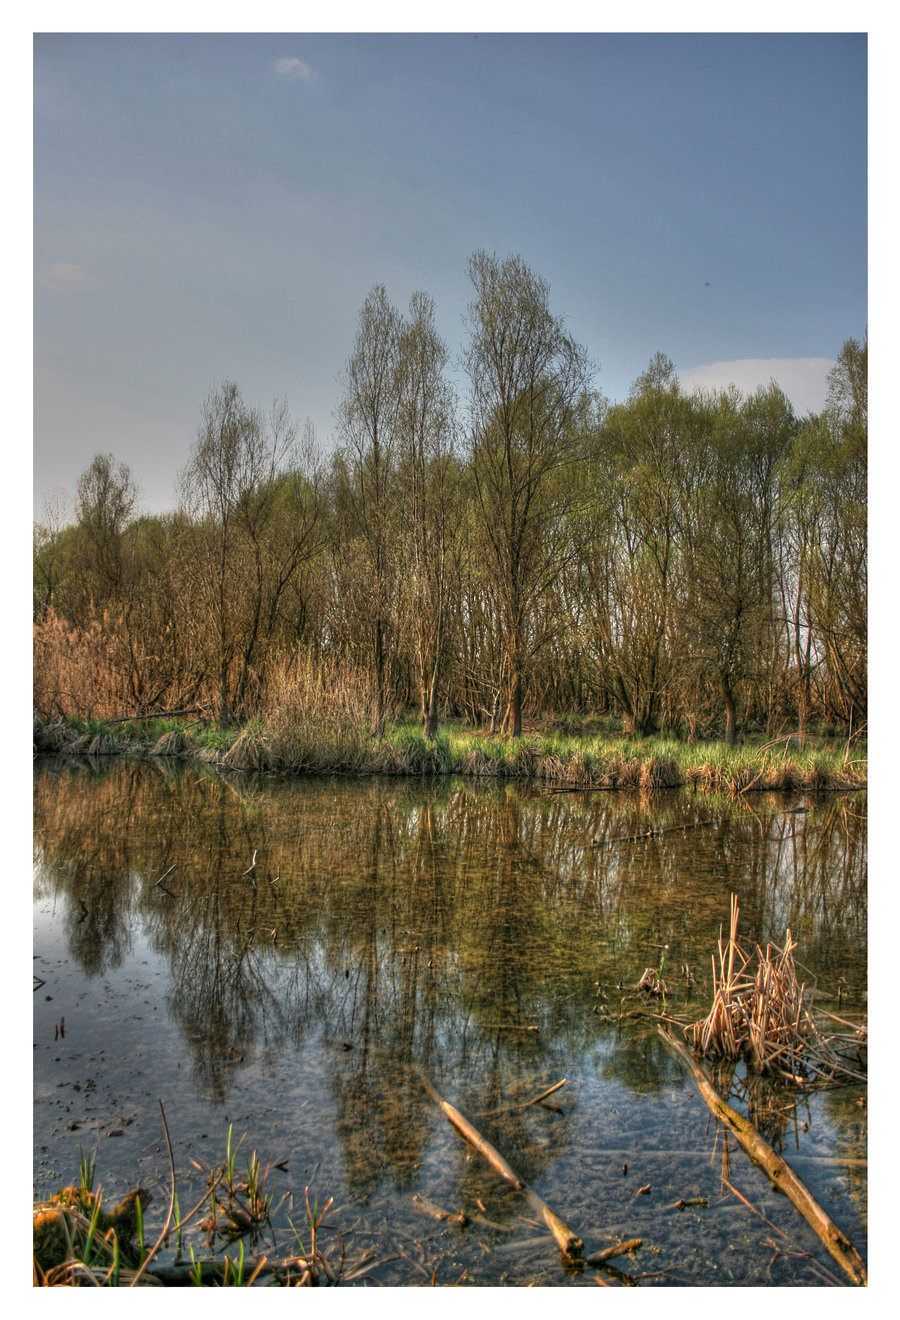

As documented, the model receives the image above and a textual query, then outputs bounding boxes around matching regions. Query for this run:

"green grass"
[34,712,867,793]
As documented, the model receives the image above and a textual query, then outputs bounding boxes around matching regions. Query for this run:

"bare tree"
[179,381,318,724]
[336,286,403,736]
[395,291,459,738]
[463,251,593,737]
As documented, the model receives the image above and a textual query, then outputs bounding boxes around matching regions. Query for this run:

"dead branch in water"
[420,1074,584,1260]
[412,1194,468,1227]
[585,1238,643,1265]
[658,1027,867,1287]
[524,1079,566,1108]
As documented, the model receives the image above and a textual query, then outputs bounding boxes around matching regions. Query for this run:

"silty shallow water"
[33,757,867,1286]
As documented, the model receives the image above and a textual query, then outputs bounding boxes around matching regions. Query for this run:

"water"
[33,757,867,1286]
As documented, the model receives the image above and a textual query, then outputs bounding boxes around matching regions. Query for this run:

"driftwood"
[659,1028,867,1287]
[420,1075,583,1259]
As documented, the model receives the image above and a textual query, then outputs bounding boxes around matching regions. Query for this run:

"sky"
[32,23,868,521]
[20,14,893,1292]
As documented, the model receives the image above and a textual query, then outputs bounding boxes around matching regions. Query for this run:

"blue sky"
[33,26,868,518]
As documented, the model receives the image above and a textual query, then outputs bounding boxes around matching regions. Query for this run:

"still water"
[33,757,867,1286]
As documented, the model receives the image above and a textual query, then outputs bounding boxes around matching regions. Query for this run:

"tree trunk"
[424,659,440,740]
[721,671,737,745]
[374,619,385,738]
[509,666,523,739]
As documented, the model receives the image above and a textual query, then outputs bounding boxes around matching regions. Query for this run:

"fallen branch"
[420,1075,583,1259]
[658,1028,867,1287]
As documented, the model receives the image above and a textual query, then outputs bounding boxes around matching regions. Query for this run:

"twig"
[412,1194,468,1227]
[129,1101,177,1287]
[524,1079,566,1108]
[585,1238,643,1265]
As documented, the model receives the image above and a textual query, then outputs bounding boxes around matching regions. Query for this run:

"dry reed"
[684,895,865,1086]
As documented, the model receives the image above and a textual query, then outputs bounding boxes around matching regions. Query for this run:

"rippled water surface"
[33,757,867,1286]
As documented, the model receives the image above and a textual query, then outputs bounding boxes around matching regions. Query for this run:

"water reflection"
[33,759,866,1284]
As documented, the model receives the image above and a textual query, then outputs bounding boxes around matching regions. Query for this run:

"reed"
[683,895,866,1086]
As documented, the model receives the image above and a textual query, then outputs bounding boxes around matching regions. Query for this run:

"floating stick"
[659,1027,867,1287]
[420,1074,583,1259]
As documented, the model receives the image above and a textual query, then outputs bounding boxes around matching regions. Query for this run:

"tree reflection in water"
[34,758,866,1282]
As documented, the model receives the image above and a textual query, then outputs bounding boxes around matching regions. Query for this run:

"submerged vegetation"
[34,892,866,1287]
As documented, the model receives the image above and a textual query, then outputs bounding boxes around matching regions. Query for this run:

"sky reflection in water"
[33,759,867,1286]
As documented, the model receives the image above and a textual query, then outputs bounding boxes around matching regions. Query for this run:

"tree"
[684,384,796,743]
[463,251,593,737]
[394,291,459,738]
[33,488,72,620]
[336,286,404,736]
[74,452,139,609]
[587,358,699,735]
[179,381,318,725]
[782,338,867,726]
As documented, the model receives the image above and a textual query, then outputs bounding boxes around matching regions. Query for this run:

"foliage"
[33,255,866,742]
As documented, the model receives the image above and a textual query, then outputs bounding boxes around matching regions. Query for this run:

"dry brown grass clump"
[684,895,866,1085]
[150,729,188,757]
[638,756,681,790]
[86,733,122,756]
[33,717,81,754]
[220,726,270,772]
[459,747,491,777]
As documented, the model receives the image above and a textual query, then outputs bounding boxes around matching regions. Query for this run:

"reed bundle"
[684,895,865,1085]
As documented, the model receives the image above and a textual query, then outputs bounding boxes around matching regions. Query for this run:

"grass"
[34,1121,345,1288]
[33,711,867,794]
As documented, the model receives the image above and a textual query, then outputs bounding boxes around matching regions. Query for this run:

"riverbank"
[32,715,867,794]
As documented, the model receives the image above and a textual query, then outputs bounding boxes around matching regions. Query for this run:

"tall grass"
[34,653,867,797]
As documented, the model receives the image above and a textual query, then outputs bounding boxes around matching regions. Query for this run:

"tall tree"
[588,357,698,734]
[75,452,139,609]
[336,286,403,736]
[783,337,867,725]
[463,251,593,737]
[394,291,459,738]
[684,384,796,743]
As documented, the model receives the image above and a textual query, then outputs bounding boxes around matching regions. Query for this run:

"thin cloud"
[677,357,835,417]
[274,57,312,80]
[37,262,90,293]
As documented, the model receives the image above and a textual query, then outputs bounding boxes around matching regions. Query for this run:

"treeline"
[33,252,867,742]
